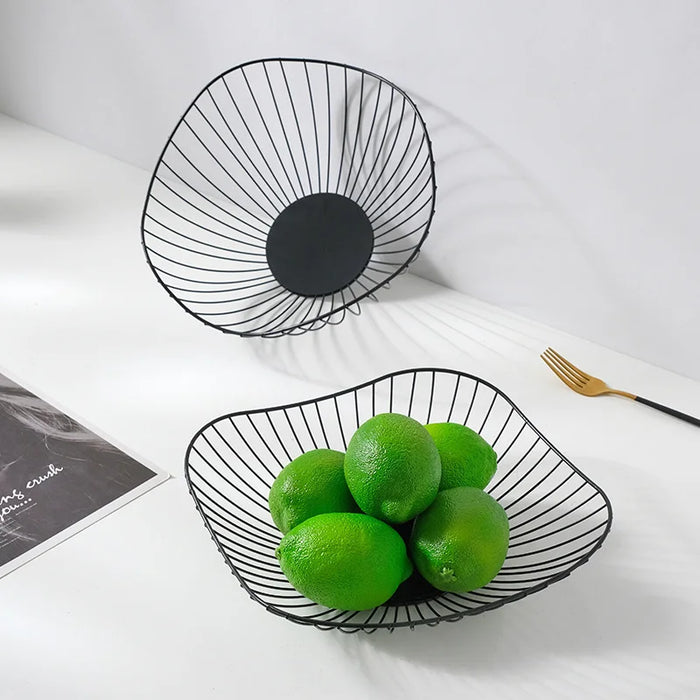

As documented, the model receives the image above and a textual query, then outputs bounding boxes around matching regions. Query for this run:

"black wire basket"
[141,58,436,337]
[185,368,612,632]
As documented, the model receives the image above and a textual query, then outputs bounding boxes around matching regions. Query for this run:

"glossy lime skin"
[275,512,414,611]
[411,487,509,592]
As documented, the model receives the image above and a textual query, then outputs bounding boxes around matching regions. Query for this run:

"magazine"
[0,369,168,577]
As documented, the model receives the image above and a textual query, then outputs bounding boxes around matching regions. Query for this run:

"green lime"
[268,449,357,534]
[344,413,441,524]
[410,487,509,592]
[275,512,413,611]
[425,422,497,491]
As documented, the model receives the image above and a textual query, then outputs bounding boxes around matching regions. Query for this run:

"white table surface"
[1,113,699,699]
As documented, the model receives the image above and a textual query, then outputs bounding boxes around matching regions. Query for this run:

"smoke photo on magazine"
[0,370,168,576]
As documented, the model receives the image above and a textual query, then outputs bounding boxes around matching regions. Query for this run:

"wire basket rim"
[141,57,437,337]
[184,367,613,631]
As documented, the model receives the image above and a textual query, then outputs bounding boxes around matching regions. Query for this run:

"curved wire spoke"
[354,86,397,203]
[334,66,350,194]
[342,73,366,197]
[303,62,323,193]
[178,281,278,306]
[263,62,307,197]
[347,80,384,200]
[324,63,332,192]
[224,291,308,332]
[361,108,418,213]
[144,214,266,258]
[180,118,277,223]
[147,192,265,249]
[152,176,267,244]
[365,134,428,221]
[193,101,282,215]
[372,195,433,243]
[145,245,269,274]
[158,161,268,240]
[225,72,298,204]
[195,287,292,317]
[154,268,276,291]
[205,88,289,210]
[357,96,408,210]
[279,61,314,195]
[218,289,301,325]
[372,218,432,249]
[369,158,432,229]
[167,136,272,229]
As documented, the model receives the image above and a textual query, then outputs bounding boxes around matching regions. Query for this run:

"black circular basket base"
[265,193,374,297]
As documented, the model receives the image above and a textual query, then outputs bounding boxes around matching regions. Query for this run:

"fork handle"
[634,396,700,427]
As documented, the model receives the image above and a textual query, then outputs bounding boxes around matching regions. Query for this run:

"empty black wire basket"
[141,58,436,337]
[185,368,613,632]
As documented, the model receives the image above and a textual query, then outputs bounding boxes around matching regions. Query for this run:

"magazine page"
[0,369,169,577]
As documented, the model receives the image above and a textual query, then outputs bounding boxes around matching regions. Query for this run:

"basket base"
[266,193,374,297]
[386,571,441,607]
[385,519,441,606]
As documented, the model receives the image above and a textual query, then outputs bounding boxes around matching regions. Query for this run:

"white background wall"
[1,0,699,379]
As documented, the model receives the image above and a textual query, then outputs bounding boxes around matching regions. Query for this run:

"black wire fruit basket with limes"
[185,368,613,632]
[141,58,436,337]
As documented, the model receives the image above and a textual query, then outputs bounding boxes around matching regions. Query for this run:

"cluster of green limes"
[269,413,509,611]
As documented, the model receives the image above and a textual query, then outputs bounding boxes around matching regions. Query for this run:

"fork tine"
[546,348,590,382]
[543,348,585,387]
[541,353,582,392]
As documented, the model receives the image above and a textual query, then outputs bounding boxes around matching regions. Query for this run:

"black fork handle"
[634,396,700,427]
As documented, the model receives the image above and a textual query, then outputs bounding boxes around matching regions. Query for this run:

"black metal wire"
[184,368,613,632]
[142,58,436,337]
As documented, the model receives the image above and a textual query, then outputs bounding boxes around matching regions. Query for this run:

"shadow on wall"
[247,89,619,390]
[407,97,618,326]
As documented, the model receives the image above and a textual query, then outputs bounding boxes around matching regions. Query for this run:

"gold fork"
[541,347,700,427]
